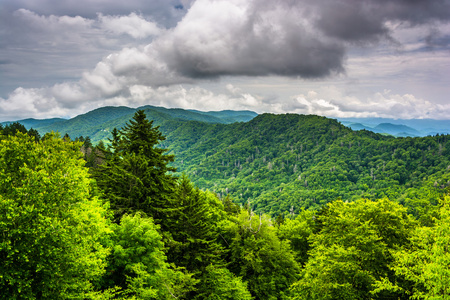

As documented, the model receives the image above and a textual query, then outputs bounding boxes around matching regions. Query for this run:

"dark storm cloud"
[1,0,450,121]
[315,0,450,43]
[315,1,389,42]
[152,0,450,80]
[2,0,449,87]
[379,0,450,24]
[156,0,346,79]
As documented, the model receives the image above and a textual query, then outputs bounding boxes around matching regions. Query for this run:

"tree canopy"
[0,133,110,299]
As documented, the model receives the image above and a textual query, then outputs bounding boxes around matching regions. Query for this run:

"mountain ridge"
[3,107,449,142]
[1,105,258,143]
[2,106,450,217]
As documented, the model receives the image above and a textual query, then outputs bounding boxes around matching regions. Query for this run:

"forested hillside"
[5,107,450,219]
[1,112,450,299]
[160,113,450,220]
[2,105,258,144]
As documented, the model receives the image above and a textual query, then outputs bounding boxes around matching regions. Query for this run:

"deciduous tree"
[0,133,111,299]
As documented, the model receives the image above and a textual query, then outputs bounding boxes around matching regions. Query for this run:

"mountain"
[4,105,258,143]
[373,123,421,137]
[187,109,258,123]
[160,113,450,216]
[338,117,450,137]
[345,122,374,131]
[3,106,450,217]
[1,118,66,129]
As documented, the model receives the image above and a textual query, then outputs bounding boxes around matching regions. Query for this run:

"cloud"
[1,0,449,121]
[313,0,450,43]
[98,13,163,39]
[0,88,65,120]
[3,0,449,92]
[0,9,169,97]
[0,84,266,121]
[281,88,450,119]
[96,0,450,82]
[156,0,346,78]
[1,0,192,26]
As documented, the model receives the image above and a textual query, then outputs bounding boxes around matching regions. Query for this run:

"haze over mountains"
[2,106,449,143]
[339,117,450,137]
[1,105,258,144]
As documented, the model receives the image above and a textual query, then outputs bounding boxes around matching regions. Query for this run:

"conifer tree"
[168,176,225,273]
[94,110,177,228]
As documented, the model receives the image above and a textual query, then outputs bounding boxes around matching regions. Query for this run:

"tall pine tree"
[94,110,177,228]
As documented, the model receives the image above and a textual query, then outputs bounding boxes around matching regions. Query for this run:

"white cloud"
[13,8,94,31]
[98,12,162,39]
[282,89,450,119]
[1,0,449,122]
[0,88,65,120]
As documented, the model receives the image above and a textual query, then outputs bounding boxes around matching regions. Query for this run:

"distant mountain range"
[337,117,450,137]
[2,106,450,143]
[2,105,450,216]
[1,105,258,143]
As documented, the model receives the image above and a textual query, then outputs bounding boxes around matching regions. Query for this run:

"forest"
[1,111,449,299]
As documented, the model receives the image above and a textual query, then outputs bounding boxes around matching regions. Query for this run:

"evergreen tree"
[1,122,27,136]
[168,176,225,273]
[27,128,40,142]
[167,176,228,298]
[94,110,177,228]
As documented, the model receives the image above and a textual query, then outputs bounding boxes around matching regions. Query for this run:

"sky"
[1,0,450,122]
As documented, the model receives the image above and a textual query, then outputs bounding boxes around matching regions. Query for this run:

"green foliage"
[290,198,417,300]
[94,110,177,226]
[222,209,301,299]
[161,113,450,217]
[385,195,450,299]
[103,213,194,299]
[0,122,27,136]
[3,109,450,300]
[194,264,253,300]
[0,133,111,299]
[9,108,450,220]
[168,176,226,273]
[0,122,41,142]
[277,210,316,266]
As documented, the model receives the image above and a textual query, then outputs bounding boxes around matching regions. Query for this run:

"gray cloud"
[154,0,450,79]
[156,0,346,79]
[315,0,450,43]
[0,0,192,27]
[2,0,449,92]
[0,0,449,121]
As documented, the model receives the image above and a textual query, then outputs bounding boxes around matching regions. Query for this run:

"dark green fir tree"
[94,110,177,229]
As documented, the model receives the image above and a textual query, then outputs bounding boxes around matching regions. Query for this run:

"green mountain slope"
[5,106,450,218]
[188,109,258,123]
[17,105,257,143]
[160,114,450,216]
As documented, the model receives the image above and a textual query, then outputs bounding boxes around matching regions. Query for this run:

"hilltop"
[2,105,258,144]
[3,106,450,217]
